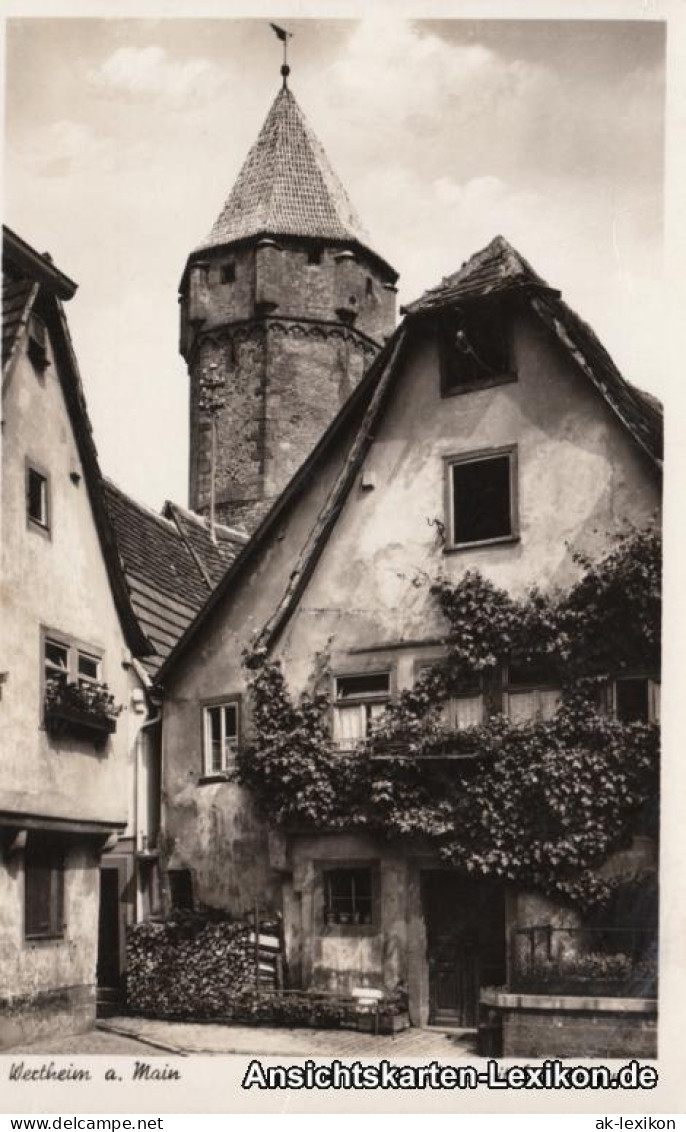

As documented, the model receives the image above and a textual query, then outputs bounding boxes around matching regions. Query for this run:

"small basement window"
[447,448,517,548]
[25,835,65,940]
[439,298,512,395]
[27,466,49,531]
[324,867,372,926]
[220,262,236,284]
[333,673,391,749]
[203,700,240,775]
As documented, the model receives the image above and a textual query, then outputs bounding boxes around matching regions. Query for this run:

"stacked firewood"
[126,916,258,1020]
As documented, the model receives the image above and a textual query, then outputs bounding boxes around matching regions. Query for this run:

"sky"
[4,17,666,511]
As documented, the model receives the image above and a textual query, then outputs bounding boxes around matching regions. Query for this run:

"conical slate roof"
[197,85,384,264]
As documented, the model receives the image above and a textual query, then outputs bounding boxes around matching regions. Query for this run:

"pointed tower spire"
[180,69,398,532]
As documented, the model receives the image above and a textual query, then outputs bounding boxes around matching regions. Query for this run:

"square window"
[306,246,322,265]
[446,694,484,730]
[25,836,64,939]
[324,867,372,926]
[203,701,239,775]
[439,299,512,395]
[333,673,390,749]
[27,466,49,529]
[505,660,562,723]
[220,262,236,284]
[448,449,517,548]
[614,678,657,723]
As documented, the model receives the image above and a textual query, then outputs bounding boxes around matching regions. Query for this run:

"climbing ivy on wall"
[236,526,661,909]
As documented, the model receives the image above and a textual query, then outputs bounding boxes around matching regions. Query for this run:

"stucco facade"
[0,233,153,1047]
[161,278,661,1030]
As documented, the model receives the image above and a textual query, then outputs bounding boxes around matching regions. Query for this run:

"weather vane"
[270,22,293,86]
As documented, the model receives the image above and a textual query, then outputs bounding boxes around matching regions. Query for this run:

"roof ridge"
[103,476,179,532]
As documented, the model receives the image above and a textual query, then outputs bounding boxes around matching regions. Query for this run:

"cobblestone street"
[4,1029,168,1057]
[97,1017,479,1059]
[3,1016,479,1059]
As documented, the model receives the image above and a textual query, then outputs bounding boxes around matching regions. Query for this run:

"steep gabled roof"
[159,235,662,681]
[403,235,662,466]
[103,480,245,675]
[2,226,151,658]
[403,235,550,315]
[194,85,395,277]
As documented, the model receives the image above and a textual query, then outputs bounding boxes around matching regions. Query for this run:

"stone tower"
[179,76,398,531]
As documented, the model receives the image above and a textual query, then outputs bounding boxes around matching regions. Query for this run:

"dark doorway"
[422,871,506,1028]
[97,866,122,993]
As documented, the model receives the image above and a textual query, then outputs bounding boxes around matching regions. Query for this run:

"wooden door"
[97,866,122,991]
[423,872,505,1028]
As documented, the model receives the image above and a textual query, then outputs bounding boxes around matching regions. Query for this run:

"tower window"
[220,262,236,284]
[307,246,322,266]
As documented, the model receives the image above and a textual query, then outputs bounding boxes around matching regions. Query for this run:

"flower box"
[378,1011,411,1034]
[45,703,117,742]
[44,679,120,744]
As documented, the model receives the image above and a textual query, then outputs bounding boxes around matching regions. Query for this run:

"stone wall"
[189,320,377,529]
[482,992,658,1059]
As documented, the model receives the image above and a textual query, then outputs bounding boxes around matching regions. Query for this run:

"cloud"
[10,119,117,179]
[89,45,226,107]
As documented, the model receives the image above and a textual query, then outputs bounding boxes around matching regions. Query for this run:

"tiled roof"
[404,235,662,465]
[403,235,549,316]
[197,86,380,260]
[103,480,245,675]
[2,271,35,368]
[3,227,150,658]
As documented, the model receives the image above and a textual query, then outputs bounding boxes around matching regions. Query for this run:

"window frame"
[26,458,51,537]
[317,860,381,936]
[40,627,105,723]
[24,835,65,942]
[200,695,241,779]
[438,298,516,399]
[331,670,392,750]
[611,676,660,724]
[413,657,486,730]
[444,445,519,552]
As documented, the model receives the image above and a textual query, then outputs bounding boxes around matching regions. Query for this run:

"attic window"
[27,464,50,532]
[439,298,513,396]
[220,262,236,284]
[27,314,49,371]
[307,246,323,266]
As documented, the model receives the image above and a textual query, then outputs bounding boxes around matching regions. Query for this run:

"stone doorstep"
[481,990,658,1014]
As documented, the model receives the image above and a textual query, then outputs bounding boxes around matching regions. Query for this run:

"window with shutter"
[24,836,65,939]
